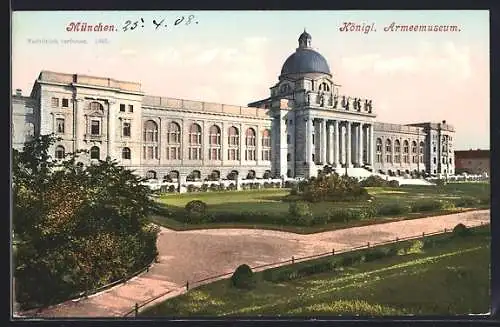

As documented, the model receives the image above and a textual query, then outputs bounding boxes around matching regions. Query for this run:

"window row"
[376,139,424,154]
[51,97,69,108]
[143,120,272,148]
[144,145,271,161]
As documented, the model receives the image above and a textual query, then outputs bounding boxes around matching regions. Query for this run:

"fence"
[122,221,487,317]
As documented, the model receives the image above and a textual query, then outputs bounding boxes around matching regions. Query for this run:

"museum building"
[11,30,455,181]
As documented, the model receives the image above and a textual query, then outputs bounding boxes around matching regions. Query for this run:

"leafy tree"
[13,135,159,309]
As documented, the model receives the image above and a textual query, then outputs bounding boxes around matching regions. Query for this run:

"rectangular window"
[56,118,65,133]
[51,97,59,107]
[123,122,131,137]
[91,120,100,135]
[120,104,126,112]
[62,98,69,108]
[129,105,134,113]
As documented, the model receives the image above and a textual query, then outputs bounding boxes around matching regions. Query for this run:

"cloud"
[120,48,137,56]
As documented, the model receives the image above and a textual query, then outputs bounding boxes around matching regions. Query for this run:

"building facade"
[11,31,455,181]
[454,149,490,175]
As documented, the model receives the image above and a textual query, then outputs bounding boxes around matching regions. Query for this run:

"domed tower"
[279,29,332,80]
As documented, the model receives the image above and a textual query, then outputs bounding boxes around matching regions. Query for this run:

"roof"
[454,149,490,159]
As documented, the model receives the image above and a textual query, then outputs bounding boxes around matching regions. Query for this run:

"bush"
[288,201,314,226]
[453,223,471,237]
[410,199,445,212]
[388,180,400,187]
[360,175,389,187]
[453,196,480,208]
[376,202,411,216]
[184,200,207,224]
[230,264,256,290]
[301,173,370,202]
[200,184,209,192]
[209,184,219,192]
[168,185,176,193]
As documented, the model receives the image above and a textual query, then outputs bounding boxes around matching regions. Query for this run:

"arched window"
[166,122,181,160]
[376,138,382,163]
[419,141,425,163]
[228,126,239,160]
[411,141,418,163]
[122,147,131,159]
[403,140,409,163]
[55,145,65,159]
[208,125,221,160]
[143,120,158,142]
[394,140,401,163]
[261,129,271,161]
[385,139,392,163]
[245,128,256,161]
[188,123,202,160]
[143,120,159,160]
[90,146,100,160]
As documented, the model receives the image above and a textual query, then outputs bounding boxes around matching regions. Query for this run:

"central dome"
[280,30,331,77]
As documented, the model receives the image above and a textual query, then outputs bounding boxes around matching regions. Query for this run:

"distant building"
[454,149,490,175]
[11,30,455,180]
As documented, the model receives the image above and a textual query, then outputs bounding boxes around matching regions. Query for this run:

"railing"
[123,221,488,317]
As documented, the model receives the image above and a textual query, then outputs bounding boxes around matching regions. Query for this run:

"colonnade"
[306,117,374,168]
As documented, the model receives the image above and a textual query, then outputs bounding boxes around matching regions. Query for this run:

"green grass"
[141,226,490,316]
[150,182,490,233]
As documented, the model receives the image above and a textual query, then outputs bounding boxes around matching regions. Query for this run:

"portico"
[307,116,374,169]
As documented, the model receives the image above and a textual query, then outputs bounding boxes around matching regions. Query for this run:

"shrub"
[376,202,411,216]
[360,175,389,187]
[209,184,218,192]
[453,196,480,208]
[340,252,365,266]
[290,186,298,196]
[186,185,196,193]
[388,180,400,188]
[410,199,445,212]
[184,200,207,224]
[301,173,369,202]
[312,214,329,225]
[327,208,351,223]
[230,264,256,290]
[168,185,176,193]
[364,248,389,262]
[200,184,209,192]
[453,223,471,237]
[288,201,314,226]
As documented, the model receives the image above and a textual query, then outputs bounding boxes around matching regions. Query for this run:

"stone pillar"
[334,120,340,167]
[327,121,334,164]
[239,123,244,164]
[306,116,313,164]
[74,98,83,152]
[345,121,352,167]
[178,174,187,193]
[320,119,327,165]
[256,124,262,164]
[368,124,374,166]
[358,123,363,166]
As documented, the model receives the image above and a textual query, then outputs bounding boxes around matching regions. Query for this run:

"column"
[74,98,82,152]
[306,116,313,164]
[320,119,327,164]
[327,121,334,164]
[239,123,244,164]
[358,123,363,166]
[368,124,374,166]
[334,120,340,167]
[221,121,226,166]
[346,121,351,167]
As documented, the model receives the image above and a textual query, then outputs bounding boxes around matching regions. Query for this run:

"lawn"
[141,226,490,316]
[150,182,490,233]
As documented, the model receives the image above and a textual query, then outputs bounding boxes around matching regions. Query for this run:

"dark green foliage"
[184,200,208,224]
[13,135,158,310]
[288,201,314,226]
[360,175,394,187]
[410,199,448,212]
[388,180,400,188]
[297,172,370,203]
[230,264,256,290]
[453,223,471,237]
[376,202,411,216]
[453,196,481,208]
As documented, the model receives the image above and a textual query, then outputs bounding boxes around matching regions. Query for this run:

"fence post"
[444,228,447,233]
[186,281,189,291]
[422,232,425,238]
[292,256,295,264]
[367,242,370,248]
[332,248,335,255]
[134,303,138,317]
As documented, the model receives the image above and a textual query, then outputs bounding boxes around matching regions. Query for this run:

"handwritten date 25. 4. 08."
[122,15,198,32]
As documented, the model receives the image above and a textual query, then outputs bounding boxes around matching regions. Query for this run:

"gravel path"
[17,209,490,318]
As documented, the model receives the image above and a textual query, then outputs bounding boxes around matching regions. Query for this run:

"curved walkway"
[18,209,490,318]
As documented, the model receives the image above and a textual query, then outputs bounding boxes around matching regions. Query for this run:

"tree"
[13,135,159,309]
